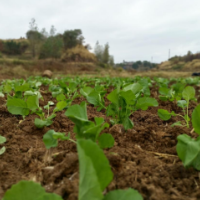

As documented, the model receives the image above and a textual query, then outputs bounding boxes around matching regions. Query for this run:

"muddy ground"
[0,84,200,200]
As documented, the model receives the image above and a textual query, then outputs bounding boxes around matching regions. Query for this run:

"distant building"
[123,60,135,70]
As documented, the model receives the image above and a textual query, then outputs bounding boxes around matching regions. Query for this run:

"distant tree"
[102,43,109,64]
[94,41,103,62]
[108,55,114,66]
[39,35,63,59]
[94,41,114,67]
[40,28,48,38]
[50,25,56,37]
[26,19,44,57]
[26,30,43,57]
[29,18,38,31]
[63,29,84,49]
[1,40,29,55]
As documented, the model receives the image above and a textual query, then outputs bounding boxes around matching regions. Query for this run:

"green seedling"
[176,104,200,170]
[43,130,74,162]
[158,86,196,128]
[107,83,158,131]
[80,86,106,111]
[34,101,56,129]
[65,101,114,147]
[0,135,6,155]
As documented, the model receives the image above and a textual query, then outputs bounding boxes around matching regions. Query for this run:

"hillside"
[158,59,200,72]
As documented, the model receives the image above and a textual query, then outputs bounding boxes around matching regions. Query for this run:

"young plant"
[80,86,106,111]
[34,101,56,129]
[106,83,158,131]
[176,104,200,170]
[7,94,40,119]
[42,130,73,162]
[158,86,196,128]
[65,101,114,147]
[0,135,6,155]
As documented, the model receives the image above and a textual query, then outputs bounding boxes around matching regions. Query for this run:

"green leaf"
[122,116,134,130]
[103,188,143,200]
[158,109,172,121]
[94,117,104,126]
[56,93,66,101]
[3,181,46,200]
[27,95,39,111]
[47,114,56,120]
[192,104,200,135]
[53,101,67,112]
[0,146,6,155]
[177,134,200,170]
[34,118,53,128]
[0,92,4,97]
[3,84,12,93]
[83,121,109,141]
[0,135,6,144]
[107,89,119,105]
[171,121,182,127]
[120,90,135,105]
[14,83,30,92]
[86,91,102,107]
[159,87,170,96]
[53,132,70,141]
[136,97,158,110]
[80,87,93,97]
[7,99,29,116]
[123,83,142,94]
[43,130,58,149]
[182,86,195,102]
[177,100,187,108]
[77,139,113,200]
[65,101,88,126]
[98,133,115,149]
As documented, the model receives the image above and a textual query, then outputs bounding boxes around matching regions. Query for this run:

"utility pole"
[168,49,170,60]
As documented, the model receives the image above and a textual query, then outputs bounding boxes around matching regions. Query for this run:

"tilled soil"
[0,87,200,200]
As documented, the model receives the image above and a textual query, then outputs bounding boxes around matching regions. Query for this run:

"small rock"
[42,70,53,78]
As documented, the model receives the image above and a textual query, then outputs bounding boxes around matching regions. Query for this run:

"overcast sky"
[1,0,200,63]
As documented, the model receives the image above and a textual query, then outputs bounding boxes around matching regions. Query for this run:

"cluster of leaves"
[176,104,200,170]
[158,86,196,128]
[106,83,158,130]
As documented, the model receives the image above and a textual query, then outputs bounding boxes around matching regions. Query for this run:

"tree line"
[0,18,114,67]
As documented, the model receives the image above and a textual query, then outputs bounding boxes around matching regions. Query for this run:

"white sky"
[1,0,200,63]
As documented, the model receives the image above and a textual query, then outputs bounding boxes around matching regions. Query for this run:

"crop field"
[1,76,200,200]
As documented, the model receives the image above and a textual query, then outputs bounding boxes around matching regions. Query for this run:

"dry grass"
[159,59,200,72]
[61,45,97,62]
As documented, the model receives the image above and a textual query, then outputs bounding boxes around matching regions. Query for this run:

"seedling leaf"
[3,180,46,200]
[182,86,195,102]
[34,118,53,128]
[7,99,29,116]
[177,134,200,170]
[136,97,158,110]
[192,104,200,135]
[158,109,172,121]
[0,146,6,155]
[43,130,58,149]
[77,139,113,200]
[98,133,115,149]
[103,188,143,200]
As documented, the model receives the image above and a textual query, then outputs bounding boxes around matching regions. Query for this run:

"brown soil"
[0,86,200,200]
